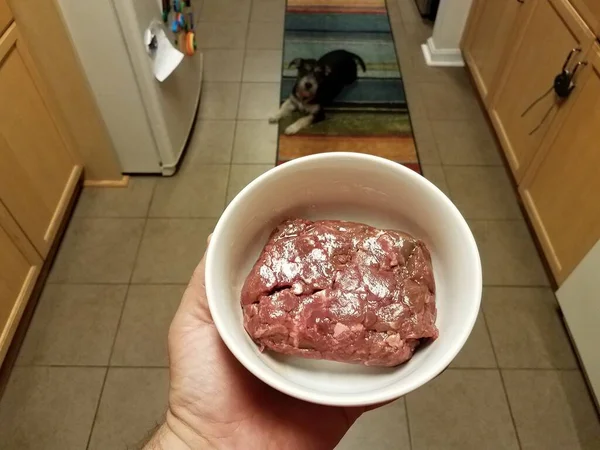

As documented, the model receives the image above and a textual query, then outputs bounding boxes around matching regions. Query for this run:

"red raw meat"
[241,219,437,367]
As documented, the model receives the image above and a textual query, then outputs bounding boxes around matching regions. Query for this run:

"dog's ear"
[324,65,332,76]
[288,58,304,69]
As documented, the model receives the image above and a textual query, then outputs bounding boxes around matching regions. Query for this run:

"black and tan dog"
[269,50,366,135]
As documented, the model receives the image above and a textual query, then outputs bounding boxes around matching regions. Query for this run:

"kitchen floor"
[1,0,599,449]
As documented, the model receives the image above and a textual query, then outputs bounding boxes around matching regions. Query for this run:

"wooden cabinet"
[0,20,82,366]
[0,0,11,35]
[520,43,600,284]
[461,0,523,105]
[489,0,595,182]
[0,201,41,364]
[0,23,81,257]
[570,0,600,36]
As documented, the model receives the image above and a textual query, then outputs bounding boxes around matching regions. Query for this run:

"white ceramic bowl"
[205,153,481,406]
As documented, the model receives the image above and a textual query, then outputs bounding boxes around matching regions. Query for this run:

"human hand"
[148,238,369,450]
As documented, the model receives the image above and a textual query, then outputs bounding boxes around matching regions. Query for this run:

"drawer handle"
[521,48,585,135]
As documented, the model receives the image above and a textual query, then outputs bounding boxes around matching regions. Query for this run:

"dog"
[269,50,366,135]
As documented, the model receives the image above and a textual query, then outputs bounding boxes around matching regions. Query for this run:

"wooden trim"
[0,21,15,62]
[0,265,40,365]
[7,0,122,183]
[41,165,83,255]
[84,175,130,188]
[569,0,600,36]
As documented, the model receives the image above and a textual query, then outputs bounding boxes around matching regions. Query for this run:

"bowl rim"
[205,152,482,406]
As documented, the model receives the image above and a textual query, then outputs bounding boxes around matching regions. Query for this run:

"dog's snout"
[305,82,313,89]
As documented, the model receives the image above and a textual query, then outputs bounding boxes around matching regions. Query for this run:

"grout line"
[482,309,524,450]
[84,186,155,450]
[499,369,524,450]
[404,397,414,450]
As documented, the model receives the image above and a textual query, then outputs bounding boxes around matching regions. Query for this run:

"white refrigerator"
[58,0,203,175]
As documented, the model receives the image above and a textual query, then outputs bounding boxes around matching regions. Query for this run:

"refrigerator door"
[112,0,202,175]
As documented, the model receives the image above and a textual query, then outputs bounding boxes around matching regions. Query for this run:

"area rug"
[277,0,420,172]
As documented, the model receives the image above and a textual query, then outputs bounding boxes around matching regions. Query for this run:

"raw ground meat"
[241,219,438,367]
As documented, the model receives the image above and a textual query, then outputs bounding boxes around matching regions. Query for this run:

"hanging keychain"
[184,3,196,56]
[521,48,586,135]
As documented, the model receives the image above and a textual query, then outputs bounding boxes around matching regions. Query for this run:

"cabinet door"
[461,0,523,105]
[0,0,11,35]
[0,200,41,364]
[0,23,81,257]
[570,0,600,37]
[520,44,600,285]
[490,0,595,182]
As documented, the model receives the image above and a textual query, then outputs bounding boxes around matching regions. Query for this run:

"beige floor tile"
[111,285,185,367]
[336,399,410,449]
[411,117,440,164]
[200,0,251,22]
[49,218,145,284]
[196,22,248,49]
[132,218,216,284]
[407,369,519,450]
[396,0,426,25]
[403,82,427,120]
[469,220,549,286]
[420,80,483,121]
[432,119,503,166]
[251,0,285,22]
[243,50,283,82]
[17,285,126,366]
[421,165,450,197]
[227,164,274,203]
[198,82,241,120]
[450,312,497,368]
[74,178,156,218]
[503,370,600,450]
[88,368,169,450]
[232,120,278,163]
[483,287,578,369]
[0,367,105,450]
[444,166,522,220]
[202,49,244,82]
[247,21,284,49]
[185,120,236,165]
[238,82,281,119]
[149,164,229,218]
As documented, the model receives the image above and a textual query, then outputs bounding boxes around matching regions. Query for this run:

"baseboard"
[83,175,130,188]
[421,37,465,67]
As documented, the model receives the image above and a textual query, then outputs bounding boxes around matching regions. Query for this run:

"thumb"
[178,234,213,324]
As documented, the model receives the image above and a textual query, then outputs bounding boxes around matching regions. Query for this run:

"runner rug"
[277,0,420,172]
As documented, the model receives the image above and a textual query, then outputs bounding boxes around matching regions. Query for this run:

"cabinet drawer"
[520,43,600,284]
[462,0,522,105]
[0,0,11,35]
[490,0,595,182]
[0,23,81,257]
[0,201,41,365]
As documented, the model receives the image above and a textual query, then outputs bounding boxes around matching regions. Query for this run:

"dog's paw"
[268,116,279,124]
[284,124,300,135]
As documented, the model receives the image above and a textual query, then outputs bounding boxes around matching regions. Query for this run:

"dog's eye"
[305,64,312,71]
